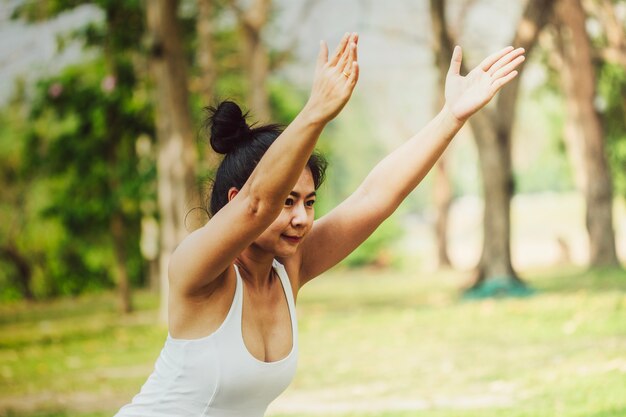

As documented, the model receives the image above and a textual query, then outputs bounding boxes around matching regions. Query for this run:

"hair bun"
[207,101,252,154]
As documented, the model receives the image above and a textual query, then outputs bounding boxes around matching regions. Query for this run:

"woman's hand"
[303,32,360,124]
[444,45,525,122]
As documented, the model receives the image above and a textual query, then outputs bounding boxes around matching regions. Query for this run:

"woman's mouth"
[281,235,302,244]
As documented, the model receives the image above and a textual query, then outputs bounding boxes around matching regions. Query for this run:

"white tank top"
[114,259,298,417]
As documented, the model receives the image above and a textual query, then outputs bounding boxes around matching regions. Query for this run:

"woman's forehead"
[293,169,315,194]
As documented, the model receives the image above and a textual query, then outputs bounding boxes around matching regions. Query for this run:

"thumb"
[448,45,462,76]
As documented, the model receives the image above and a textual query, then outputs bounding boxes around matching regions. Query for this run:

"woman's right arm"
[169,33,360,297]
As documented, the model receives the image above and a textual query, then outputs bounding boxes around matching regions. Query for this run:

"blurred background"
[0,0,625,416]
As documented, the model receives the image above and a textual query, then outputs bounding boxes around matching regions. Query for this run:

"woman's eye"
[306,200,316,207]
[285,198,294,206]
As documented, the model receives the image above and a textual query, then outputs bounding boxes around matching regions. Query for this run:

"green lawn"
[1,266,625,417]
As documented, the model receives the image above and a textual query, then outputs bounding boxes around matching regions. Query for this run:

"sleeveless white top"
[114,260,298,417]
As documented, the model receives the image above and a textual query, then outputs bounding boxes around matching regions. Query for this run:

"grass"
[0,266,625,417]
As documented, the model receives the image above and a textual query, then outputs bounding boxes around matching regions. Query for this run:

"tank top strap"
[227,264,244,333]
[272,259,298,338]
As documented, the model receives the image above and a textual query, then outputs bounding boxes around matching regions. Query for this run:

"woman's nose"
[291,203,308,226]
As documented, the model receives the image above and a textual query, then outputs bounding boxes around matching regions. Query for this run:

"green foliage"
[29,59,153,231]
[0,89,30,300]
[513,66,574,194]
[0,0,155,300]
[23,56,154,296]
[209,23,247,104]
[0,60,155,300]
[268,80,307,126]
[342,217,404,268]
[0,88,78,301]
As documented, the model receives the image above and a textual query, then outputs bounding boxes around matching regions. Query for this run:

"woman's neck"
[235,247,277,291]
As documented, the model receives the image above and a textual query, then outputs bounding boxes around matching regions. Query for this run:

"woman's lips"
[281,235,302,244]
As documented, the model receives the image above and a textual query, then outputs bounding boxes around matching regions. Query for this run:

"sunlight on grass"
[1,267,625,416]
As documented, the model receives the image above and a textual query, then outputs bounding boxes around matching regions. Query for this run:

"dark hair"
[205,101,328,216]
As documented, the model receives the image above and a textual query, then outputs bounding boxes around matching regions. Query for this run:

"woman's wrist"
[300,100,332,127]
[440,104,467,130]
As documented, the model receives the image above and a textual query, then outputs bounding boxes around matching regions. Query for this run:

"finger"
[347,61,359,87]
[480,46,515,72]
[316,40,328,67]
[347,33,359,67]
[335,33,357,70]
[490,70,518,94]
[448,45,462,76]
[336,40,354,73]
[491,55,525,80]
[328,32,350,66]
[488,47,525,75]
[341,42,357,73]
[351,32,359,47]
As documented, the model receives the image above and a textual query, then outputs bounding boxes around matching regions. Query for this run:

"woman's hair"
[205,101,328,216]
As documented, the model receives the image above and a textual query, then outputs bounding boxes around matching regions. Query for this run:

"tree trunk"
[103,9,134,313]
[140,215,160,293]
[433,160,452,268]
[231,0,272,121]
[429,0,454,268]
[467,0,555,292]
[562,111,587,191]
[147,0,199,323]
[111,213,132,313]
[0,245,34,300]
[555,0,620,267]
[197,0,217,104]
[196,0,221,174]
[469,109,518,284]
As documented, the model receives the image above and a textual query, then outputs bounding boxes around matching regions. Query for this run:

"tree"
[589,2,626,204]
[552,0,621,267]
[146,0,200,322]
[592,0,626,68]
[196,0,218,105]
[0,86,36,301]
[12,0,155,311]
[228,0,272,121]
[433,0,556,295]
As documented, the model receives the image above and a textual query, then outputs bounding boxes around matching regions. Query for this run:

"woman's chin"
[274,243,299,258]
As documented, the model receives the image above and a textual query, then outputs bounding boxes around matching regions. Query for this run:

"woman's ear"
[227,187,239,202]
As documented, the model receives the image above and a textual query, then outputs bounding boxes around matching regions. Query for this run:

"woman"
[115,32,525,416]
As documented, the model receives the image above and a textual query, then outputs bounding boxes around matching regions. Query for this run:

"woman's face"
[253,168,316,257]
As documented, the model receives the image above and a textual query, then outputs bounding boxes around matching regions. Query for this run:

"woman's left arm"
[297,45,525,286]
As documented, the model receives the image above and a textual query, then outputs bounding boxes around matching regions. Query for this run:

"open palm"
[445,46,525,122]
[305,32,360,123]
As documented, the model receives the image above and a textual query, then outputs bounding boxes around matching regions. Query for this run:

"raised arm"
[298,45,525,284]
[170,33,360,297]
